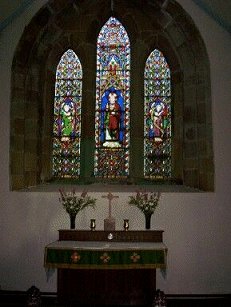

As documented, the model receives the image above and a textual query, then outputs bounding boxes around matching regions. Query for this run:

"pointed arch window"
[10,3,214,192]
[144,49,172,179]
[52,49,82,178]
[94,17,130,179]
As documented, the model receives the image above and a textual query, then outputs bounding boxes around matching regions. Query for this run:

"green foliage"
[129,191,160,214]
[59,189,96,214]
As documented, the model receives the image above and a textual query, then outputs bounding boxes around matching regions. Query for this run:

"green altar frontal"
[44,240,167,270]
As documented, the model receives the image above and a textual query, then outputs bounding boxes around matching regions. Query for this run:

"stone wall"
[10,0,214,191]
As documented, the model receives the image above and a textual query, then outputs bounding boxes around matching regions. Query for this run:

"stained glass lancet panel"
[52,49,82,178]
[94,17,130,178]
[144,49,171,179]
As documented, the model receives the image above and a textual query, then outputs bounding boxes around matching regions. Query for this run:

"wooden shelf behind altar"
[44,230,167,306]
[59,229,164,242]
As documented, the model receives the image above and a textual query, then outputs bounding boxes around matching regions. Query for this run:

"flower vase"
[69,213,77,229]
[145,212,153,230]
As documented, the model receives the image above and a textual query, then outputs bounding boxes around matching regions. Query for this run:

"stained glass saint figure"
[100,87,124,148]
[144,49,172,179]
[95,17,130,178]
[52,49,82,178]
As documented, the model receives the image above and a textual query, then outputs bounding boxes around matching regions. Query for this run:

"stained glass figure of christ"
[144,49,172,179]
[52,49,82,178]
[94,17,130,179]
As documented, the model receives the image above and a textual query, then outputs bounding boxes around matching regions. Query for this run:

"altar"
[44,230,167,306]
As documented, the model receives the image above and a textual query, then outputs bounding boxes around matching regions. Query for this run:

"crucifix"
[102,192,119,230]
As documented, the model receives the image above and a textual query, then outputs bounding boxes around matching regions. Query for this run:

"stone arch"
[10,0,214,191]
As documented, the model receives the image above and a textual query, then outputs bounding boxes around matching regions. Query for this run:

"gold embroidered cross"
[130,252,141,263]
[71,251,81,263]
[100,252,111,264]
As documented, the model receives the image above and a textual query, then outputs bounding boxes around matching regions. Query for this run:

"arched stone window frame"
[53,49,83,179]
[10,0,214,191]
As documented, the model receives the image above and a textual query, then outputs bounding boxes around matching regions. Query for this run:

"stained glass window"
[94,17,130,179]
[144,49,171,179]
[52,49,82,178]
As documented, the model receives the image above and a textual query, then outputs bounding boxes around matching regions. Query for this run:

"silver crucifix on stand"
[102,192,119,231]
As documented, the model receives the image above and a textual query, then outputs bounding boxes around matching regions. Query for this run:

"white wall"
[0,0,231,294]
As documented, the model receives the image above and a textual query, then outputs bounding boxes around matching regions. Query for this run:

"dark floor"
[0,292,231,307]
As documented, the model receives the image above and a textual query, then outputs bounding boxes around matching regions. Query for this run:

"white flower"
[59,189,96,214]
[128,191,160,214]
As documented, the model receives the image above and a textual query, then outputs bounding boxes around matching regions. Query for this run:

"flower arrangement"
[59,189,97,215]
[128,191,161,215]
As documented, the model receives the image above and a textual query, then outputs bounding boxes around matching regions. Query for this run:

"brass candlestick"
[90,219,96,231]
[123,219,129,231]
